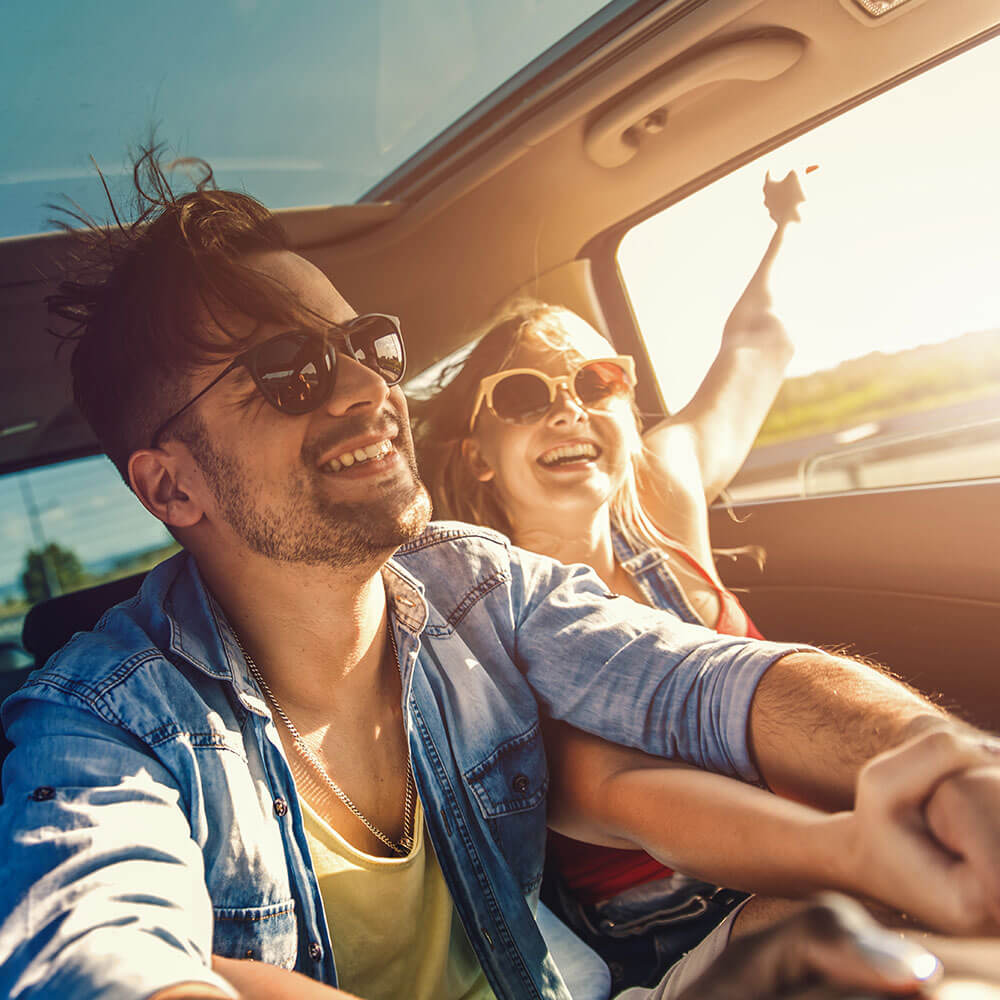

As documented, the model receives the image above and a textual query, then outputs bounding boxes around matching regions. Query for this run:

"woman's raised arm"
[643,170,805,504]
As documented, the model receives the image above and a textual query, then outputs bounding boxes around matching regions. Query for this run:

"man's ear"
[461,438,495,483]
[128,447,205,529]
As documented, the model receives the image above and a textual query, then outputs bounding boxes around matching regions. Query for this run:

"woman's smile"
[536,439,603,470]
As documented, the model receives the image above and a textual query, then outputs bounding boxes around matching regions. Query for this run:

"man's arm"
[513,550,821,779]
[750,652,1000,932]
[0,696,234,1000]
[513,551,1000,924]
[747,651,948,810]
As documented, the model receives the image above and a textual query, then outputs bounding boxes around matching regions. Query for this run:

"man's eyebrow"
[228,365,255,387]
[200,351,253,393]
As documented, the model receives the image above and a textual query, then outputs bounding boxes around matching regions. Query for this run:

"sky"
[0,456,171,599]
[0,0,610,238]
[619,34,1000,411]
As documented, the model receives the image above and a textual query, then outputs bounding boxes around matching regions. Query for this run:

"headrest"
[21,573,146,664]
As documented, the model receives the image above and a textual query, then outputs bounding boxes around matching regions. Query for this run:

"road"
[729,391,1000,501]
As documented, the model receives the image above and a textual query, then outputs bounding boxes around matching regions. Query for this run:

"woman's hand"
[763,168,806,227]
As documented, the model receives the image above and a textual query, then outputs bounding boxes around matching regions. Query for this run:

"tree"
[21,543,86,604]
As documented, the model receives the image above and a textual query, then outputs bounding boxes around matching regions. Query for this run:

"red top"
[549,541,762,904]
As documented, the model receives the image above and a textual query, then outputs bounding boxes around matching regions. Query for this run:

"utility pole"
[19,476,60,599]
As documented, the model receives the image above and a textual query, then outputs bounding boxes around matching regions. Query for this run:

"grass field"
[756,328,1000,446]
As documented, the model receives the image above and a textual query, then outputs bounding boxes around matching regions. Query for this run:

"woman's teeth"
[538,443,599,467]
[325,439,393,473]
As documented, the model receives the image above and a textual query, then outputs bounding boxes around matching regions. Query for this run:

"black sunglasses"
[150,313,405,448]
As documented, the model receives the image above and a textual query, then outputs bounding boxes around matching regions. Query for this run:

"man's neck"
[194,543,395,719]
[194,541,418,858]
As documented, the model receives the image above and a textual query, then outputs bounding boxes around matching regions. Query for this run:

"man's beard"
[183,421,432,568]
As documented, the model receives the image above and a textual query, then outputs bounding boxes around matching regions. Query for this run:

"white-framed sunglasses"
[468,356,636,432]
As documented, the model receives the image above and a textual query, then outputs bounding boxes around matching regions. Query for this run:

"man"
[1,152,998,999]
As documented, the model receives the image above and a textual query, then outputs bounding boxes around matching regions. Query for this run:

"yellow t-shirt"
[301,797,496,1000]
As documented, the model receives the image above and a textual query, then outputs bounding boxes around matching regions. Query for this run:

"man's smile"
[322,436,396,473]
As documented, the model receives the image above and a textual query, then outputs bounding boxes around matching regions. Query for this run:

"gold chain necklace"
[235,623,415,856]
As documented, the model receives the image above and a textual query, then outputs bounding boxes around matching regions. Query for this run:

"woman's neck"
[513,508,618,586]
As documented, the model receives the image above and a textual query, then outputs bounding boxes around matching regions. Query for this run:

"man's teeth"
[539,443,599,466]
[324,439,393,473]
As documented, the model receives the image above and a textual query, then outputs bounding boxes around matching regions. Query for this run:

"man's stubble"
[181,417,432,568]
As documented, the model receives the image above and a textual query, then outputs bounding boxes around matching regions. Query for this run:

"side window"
[618,35,1000,502]
[0,455,179,668]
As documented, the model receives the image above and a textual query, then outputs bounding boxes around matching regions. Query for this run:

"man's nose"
[322,351,390,416]
[545,384,586,427]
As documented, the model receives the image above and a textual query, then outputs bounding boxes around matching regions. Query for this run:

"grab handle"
[584,32,806,168]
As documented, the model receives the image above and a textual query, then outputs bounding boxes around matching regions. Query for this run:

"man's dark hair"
[47,144,317,482]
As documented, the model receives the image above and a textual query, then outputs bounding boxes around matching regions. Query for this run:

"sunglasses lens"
[251,333,333,413]
[346,316,406,385]
[574,361,633,409]
[491,372,553,423]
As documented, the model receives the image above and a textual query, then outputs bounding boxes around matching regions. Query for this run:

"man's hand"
[677,896,943,1000]
[924,758,1000,932]
[211,955,362,999]
[149,987,233,1000]
[835,729,1000,935]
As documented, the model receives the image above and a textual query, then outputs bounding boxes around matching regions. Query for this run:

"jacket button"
[273,797,288,817]
[512,774,530,795]
[308,941,323,961]
[30,786,55,802]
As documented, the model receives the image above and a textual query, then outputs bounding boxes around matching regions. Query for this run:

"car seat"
[0,573,146,799]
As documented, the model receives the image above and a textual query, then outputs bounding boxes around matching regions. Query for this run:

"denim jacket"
[0,522,801,1000]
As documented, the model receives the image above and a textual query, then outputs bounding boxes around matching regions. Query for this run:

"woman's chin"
[530,475,617,512]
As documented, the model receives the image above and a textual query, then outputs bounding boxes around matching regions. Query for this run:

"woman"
[413,172,807,987]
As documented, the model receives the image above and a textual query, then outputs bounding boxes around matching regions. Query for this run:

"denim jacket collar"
[157,554,269,718]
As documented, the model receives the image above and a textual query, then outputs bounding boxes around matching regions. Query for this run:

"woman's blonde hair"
[411,298,702,559]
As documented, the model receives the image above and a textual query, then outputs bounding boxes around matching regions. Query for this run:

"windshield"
[2,0,620,239]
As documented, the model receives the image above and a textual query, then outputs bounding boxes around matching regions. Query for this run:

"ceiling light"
[850,0,917,16]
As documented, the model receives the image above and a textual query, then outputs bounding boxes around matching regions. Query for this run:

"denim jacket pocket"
[212,899,298,968]
[465,726,548,897]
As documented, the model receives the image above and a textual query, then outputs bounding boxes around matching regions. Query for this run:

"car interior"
[2,0,1000,782]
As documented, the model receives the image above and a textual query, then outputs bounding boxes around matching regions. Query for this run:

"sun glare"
[620,33,1000,413]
